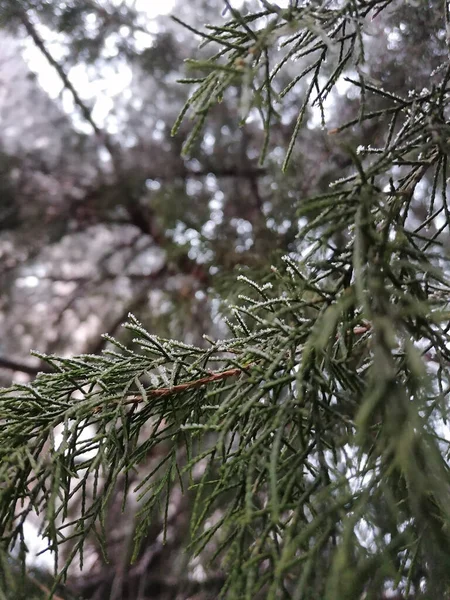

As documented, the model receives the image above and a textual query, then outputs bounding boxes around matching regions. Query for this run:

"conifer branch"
[122,364,252,403]
[2,2,450,598]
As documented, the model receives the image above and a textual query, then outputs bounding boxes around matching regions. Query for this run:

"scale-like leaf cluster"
[2,1,450,598]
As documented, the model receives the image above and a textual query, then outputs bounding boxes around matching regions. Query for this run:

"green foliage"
[2,1,450,598]
[172,0,372,167]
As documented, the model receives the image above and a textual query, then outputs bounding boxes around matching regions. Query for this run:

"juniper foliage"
[2,1,450,598]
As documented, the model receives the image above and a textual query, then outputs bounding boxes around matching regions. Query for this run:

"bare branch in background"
[0,355,51,375]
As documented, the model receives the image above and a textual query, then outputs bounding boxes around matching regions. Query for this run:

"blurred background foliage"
[0,0,449,598]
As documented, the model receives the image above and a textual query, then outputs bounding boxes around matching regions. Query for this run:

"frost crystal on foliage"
[1,2,450,599]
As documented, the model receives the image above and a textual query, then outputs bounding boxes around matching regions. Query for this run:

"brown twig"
[119,323,373,404]
[92,364,252,412]
[352,324,371,335]
[131,365,249,398]
[109,323,371,406]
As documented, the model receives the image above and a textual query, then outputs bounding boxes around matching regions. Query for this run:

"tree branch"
[89,364,253,413]
[17,10,118,164]
[0,356,51,376]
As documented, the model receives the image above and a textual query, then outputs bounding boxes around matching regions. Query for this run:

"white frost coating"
[237,274,272,294]
[430,64,445,77]
[286,266,296,279]
[329,176,353,187]
[238,294,257,304]
[237,275,257,285]
[157,365,170,386]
